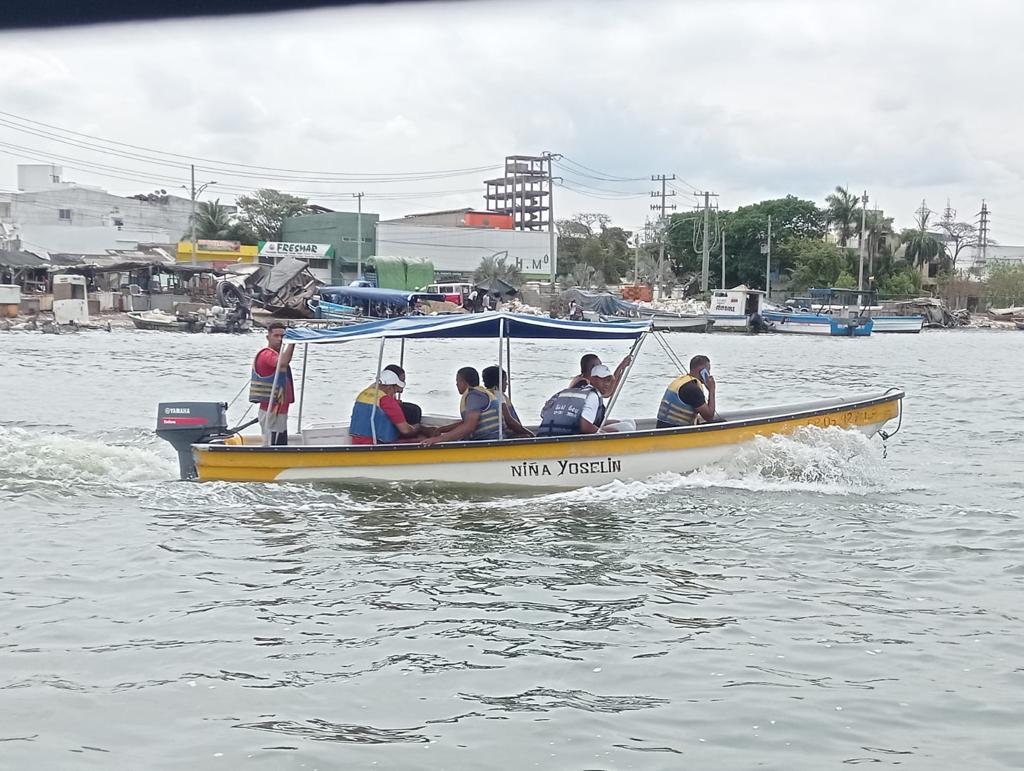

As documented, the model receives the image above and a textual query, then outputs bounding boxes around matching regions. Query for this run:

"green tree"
[877,268,920,298]
[785,238,851,291]
[667,196,826,289]
[236,188,310,241]
[835,271,857,289]
[985,262,1024,306]
[555,214,631,284]
[825,186,861,246]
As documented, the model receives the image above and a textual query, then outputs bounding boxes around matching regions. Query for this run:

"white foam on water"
[0,425,176,488]
[525,426,891,505]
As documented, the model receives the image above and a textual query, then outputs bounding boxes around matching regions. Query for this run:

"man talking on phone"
[656,355,718,428]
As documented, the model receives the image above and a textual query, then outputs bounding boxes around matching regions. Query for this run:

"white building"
[375,221,555,280]
[0,164,195,255]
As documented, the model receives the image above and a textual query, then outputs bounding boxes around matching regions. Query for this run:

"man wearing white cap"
[349,368,423,444]
[537,363,615,436]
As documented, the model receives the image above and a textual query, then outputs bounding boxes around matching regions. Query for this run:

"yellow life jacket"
[657,374,705,427]
[460,386,501,440]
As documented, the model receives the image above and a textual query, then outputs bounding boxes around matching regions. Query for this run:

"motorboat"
[128,309,203,332]
[762,308,873,336]
[155,313,904,489]
[779,288,925,334]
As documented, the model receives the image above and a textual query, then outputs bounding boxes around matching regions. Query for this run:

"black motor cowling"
[156,402,229,480]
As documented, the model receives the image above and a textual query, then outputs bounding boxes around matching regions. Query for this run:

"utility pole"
[858,190,868,295]
[542,151,562,285]
[633,232,641,284]
[720,227,726,290]
[353,192,364,278]
[184,164,216,266]
[765,215,773,297]
[650,174,677,295]
[190,164,196,267]
[977,200,990,265]
[686,190,719,292]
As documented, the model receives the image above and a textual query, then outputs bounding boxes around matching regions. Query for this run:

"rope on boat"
[878,387,903,458]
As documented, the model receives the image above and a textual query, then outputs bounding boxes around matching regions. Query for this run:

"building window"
[0,202,10,218]
[59,208,72,221]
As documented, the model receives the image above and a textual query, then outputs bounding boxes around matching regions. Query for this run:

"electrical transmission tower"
[977,200,990,265]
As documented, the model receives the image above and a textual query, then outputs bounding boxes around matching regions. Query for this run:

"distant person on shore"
[422,367,501,445]
[482,365,533,438]
[657,355,717,427]
[249,322,294,446]
[349,368,425,444]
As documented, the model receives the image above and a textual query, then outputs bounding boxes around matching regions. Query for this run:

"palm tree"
[901,207,943,269]
[185,199,255,243]
[473,252,522,288]
[825,186,860,246]
[862,210,896,276]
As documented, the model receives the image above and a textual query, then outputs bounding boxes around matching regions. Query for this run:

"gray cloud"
[0,0,1022,239]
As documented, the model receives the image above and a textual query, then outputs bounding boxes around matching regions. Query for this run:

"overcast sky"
[2,0,1023,241]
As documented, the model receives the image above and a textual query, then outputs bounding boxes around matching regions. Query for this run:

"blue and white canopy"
[285,312,652,343]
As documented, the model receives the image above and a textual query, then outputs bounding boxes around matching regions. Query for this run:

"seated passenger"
[538,363,615,436]
[349,369,423,444]
[657,355,717,428]
[569,352,631,390]
[482,365,534,438]
[421,366,501,445]
[383,364,425,428]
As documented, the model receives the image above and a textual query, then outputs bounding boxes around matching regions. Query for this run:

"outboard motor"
[155,402,230,480]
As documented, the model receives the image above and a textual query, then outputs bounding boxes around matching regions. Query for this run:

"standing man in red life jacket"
[249,322,295,446]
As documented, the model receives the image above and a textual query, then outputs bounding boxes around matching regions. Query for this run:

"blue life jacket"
[657,374,704,426]
[461,386,501,440]
[537,385,605,437]
[248,348,293,406]
[350,385,400,443]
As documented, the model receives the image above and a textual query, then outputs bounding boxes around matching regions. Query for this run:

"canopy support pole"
[296,343,309,435]
[603,332,647,423]
[264,342,291,446]
[496,316,505,440]
[399,338,406,369]
[370,336,385,444]
[505,335,512,400]
[652,331,686,372]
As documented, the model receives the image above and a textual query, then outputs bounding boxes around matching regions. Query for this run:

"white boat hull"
[871,316,925,333]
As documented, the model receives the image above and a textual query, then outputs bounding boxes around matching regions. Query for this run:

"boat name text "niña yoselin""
[510,458,623,478]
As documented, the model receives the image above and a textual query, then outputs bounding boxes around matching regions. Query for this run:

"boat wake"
[0,425,176,496]
[535,426,891,503]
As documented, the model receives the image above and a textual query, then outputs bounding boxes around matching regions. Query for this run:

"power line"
[0,110,502,182]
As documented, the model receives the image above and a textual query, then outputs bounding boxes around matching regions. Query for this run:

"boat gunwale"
[199,389,904,455]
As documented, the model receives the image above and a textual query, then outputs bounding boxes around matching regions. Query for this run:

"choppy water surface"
[2,329,1022,769]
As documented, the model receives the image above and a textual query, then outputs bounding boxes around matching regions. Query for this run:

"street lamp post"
[182,164,217,266]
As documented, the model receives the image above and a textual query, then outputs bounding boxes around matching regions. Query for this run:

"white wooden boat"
[156,313,903,489]
[708,286,765,331]
[870,315,925,334]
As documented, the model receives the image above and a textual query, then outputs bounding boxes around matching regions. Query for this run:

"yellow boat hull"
[193,391,902,488]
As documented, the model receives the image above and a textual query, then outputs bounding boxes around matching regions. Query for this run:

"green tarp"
[367,255,435,291]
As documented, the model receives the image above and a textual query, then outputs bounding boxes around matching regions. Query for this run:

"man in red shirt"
[251,322,295,446]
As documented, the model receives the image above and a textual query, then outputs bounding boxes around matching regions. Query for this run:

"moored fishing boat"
[762,309,873,336]
[155,313,903,489]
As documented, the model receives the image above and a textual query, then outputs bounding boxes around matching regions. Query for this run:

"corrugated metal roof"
[0,248,48,269]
